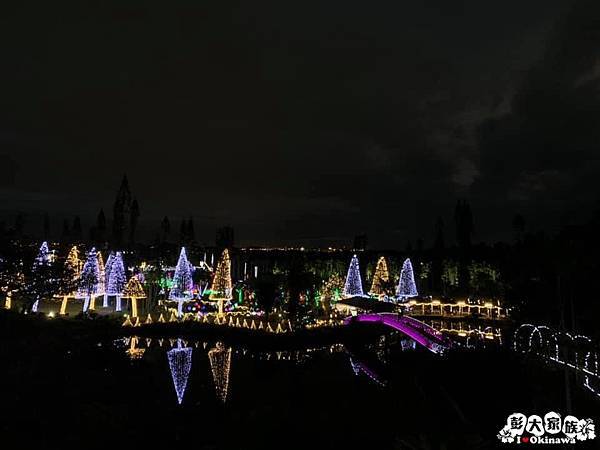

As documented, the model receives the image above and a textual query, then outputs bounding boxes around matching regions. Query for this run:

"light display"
[369,256,390,297]
[103,252,115,307]
[31,241,53,312]
[344,313,448,354]
[320,273,344,302]
[96,251,106,296]
[169,247,193,301]
[396,258,418,299]
[123,276,146,317]
[167,341,193,405]
[33,241,51,268]
[343,254,364,298]
[209,249,232,300]
[208,342,232,403]
[107,252,126,297]
[78,247,100,311]
[209,249,232,315]
[65,246,81,282]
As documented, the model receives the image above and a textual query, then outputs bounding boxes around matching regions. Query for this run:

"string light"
[208,342,232,403]
[167,341,193,405]
[106,252,127,295]
[169,247,193,301]
[210,249,233,300]
[78,248,100,312]
[396,258,418,299]
[343,254,364,298]
[33,241,51,267]
[123,276,146,318]
[345,312,448,354]
[514,324,600,399]
[369,256,389,297]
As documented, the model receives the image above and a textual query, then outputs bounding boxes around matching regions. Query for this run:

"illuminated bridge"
[344,313,451,354]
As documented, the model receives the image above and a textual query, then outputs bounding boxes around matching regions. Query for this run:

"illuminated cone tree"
[208,342,232,403]
[29,241,54,312]
[343,254,364,298]
[123,276,146,318]
[59,246,81,314]
[396,258,418,299]
[209,249,232,314]
[169,247,194,317]
[78,248,100,312]
[167,340,193,405]
[103,252,115,307]
[369,256,390,297]
[107,252,127,311]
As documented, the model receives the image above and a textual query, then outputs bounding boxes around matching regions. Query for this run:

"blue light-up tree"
[107,252,127,311]
[167,340,193,405]
[396,258,418,300]
[169,247,194,317]
[78,247,100,312]
[343,254,364,298]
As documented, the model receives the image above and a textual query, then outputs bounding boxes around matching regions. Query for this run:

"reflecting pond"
[2,319,598,449]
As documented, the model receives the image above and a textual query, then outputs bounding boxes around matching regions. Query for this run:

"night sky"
[1,0,599,247]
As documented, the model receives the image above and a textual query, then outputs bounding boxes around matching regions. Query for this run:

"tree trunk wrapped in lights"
[103,252,115,307]
[369,256,390,297]
[397,258,418,300]
[209,249,232,315]
[343,254,364,298]
[90,251,106,310]
[123,275,146,318]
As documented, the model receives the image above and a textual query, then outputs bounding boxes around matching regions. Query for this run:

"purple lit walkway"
[344,313,450,354]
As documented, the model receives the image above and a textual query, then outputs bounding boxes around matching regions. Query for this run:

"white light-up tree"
[343,254,364,298]
[397,258,418,300]
[169,247,193,317]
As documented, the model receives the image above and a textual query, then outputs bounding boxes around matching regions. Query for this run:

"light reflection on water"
[116,320,502,406]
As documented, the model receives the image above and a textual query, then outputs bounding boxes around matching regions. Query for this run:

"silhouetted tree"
[513,214,525,244]
[129,198,139,244]
[43,212,50,239]
[72,216,82,242]
[161,216,171,243]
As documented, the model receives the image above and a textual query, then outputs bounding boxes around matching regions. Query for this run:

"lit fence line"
[513,324,600,399]
[407,299,508,320]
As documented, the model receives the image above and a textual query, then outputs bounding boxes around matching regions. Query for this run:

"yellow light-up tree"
[209,249,232,315]
[123,276,146,318]
[369,256,390,297]
[60,246,82,315]
[208,342,232,403]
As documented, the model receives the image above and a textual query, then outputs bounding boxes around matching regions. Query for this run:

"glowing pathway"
[344,313,450,354]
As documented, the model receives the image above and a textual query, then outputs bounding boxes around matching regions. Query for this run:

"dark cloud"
[0,0,590,246]
[472,0,600,235]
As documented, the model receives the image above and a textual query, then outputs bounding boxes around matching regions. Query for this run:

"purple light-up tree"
[78,247,100,312]
[167,340,193,405]
[396,258,418,300]
[343,254,364,298]
[30,241,53,312]
[107,252,126,311]
[169,247,194,317]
